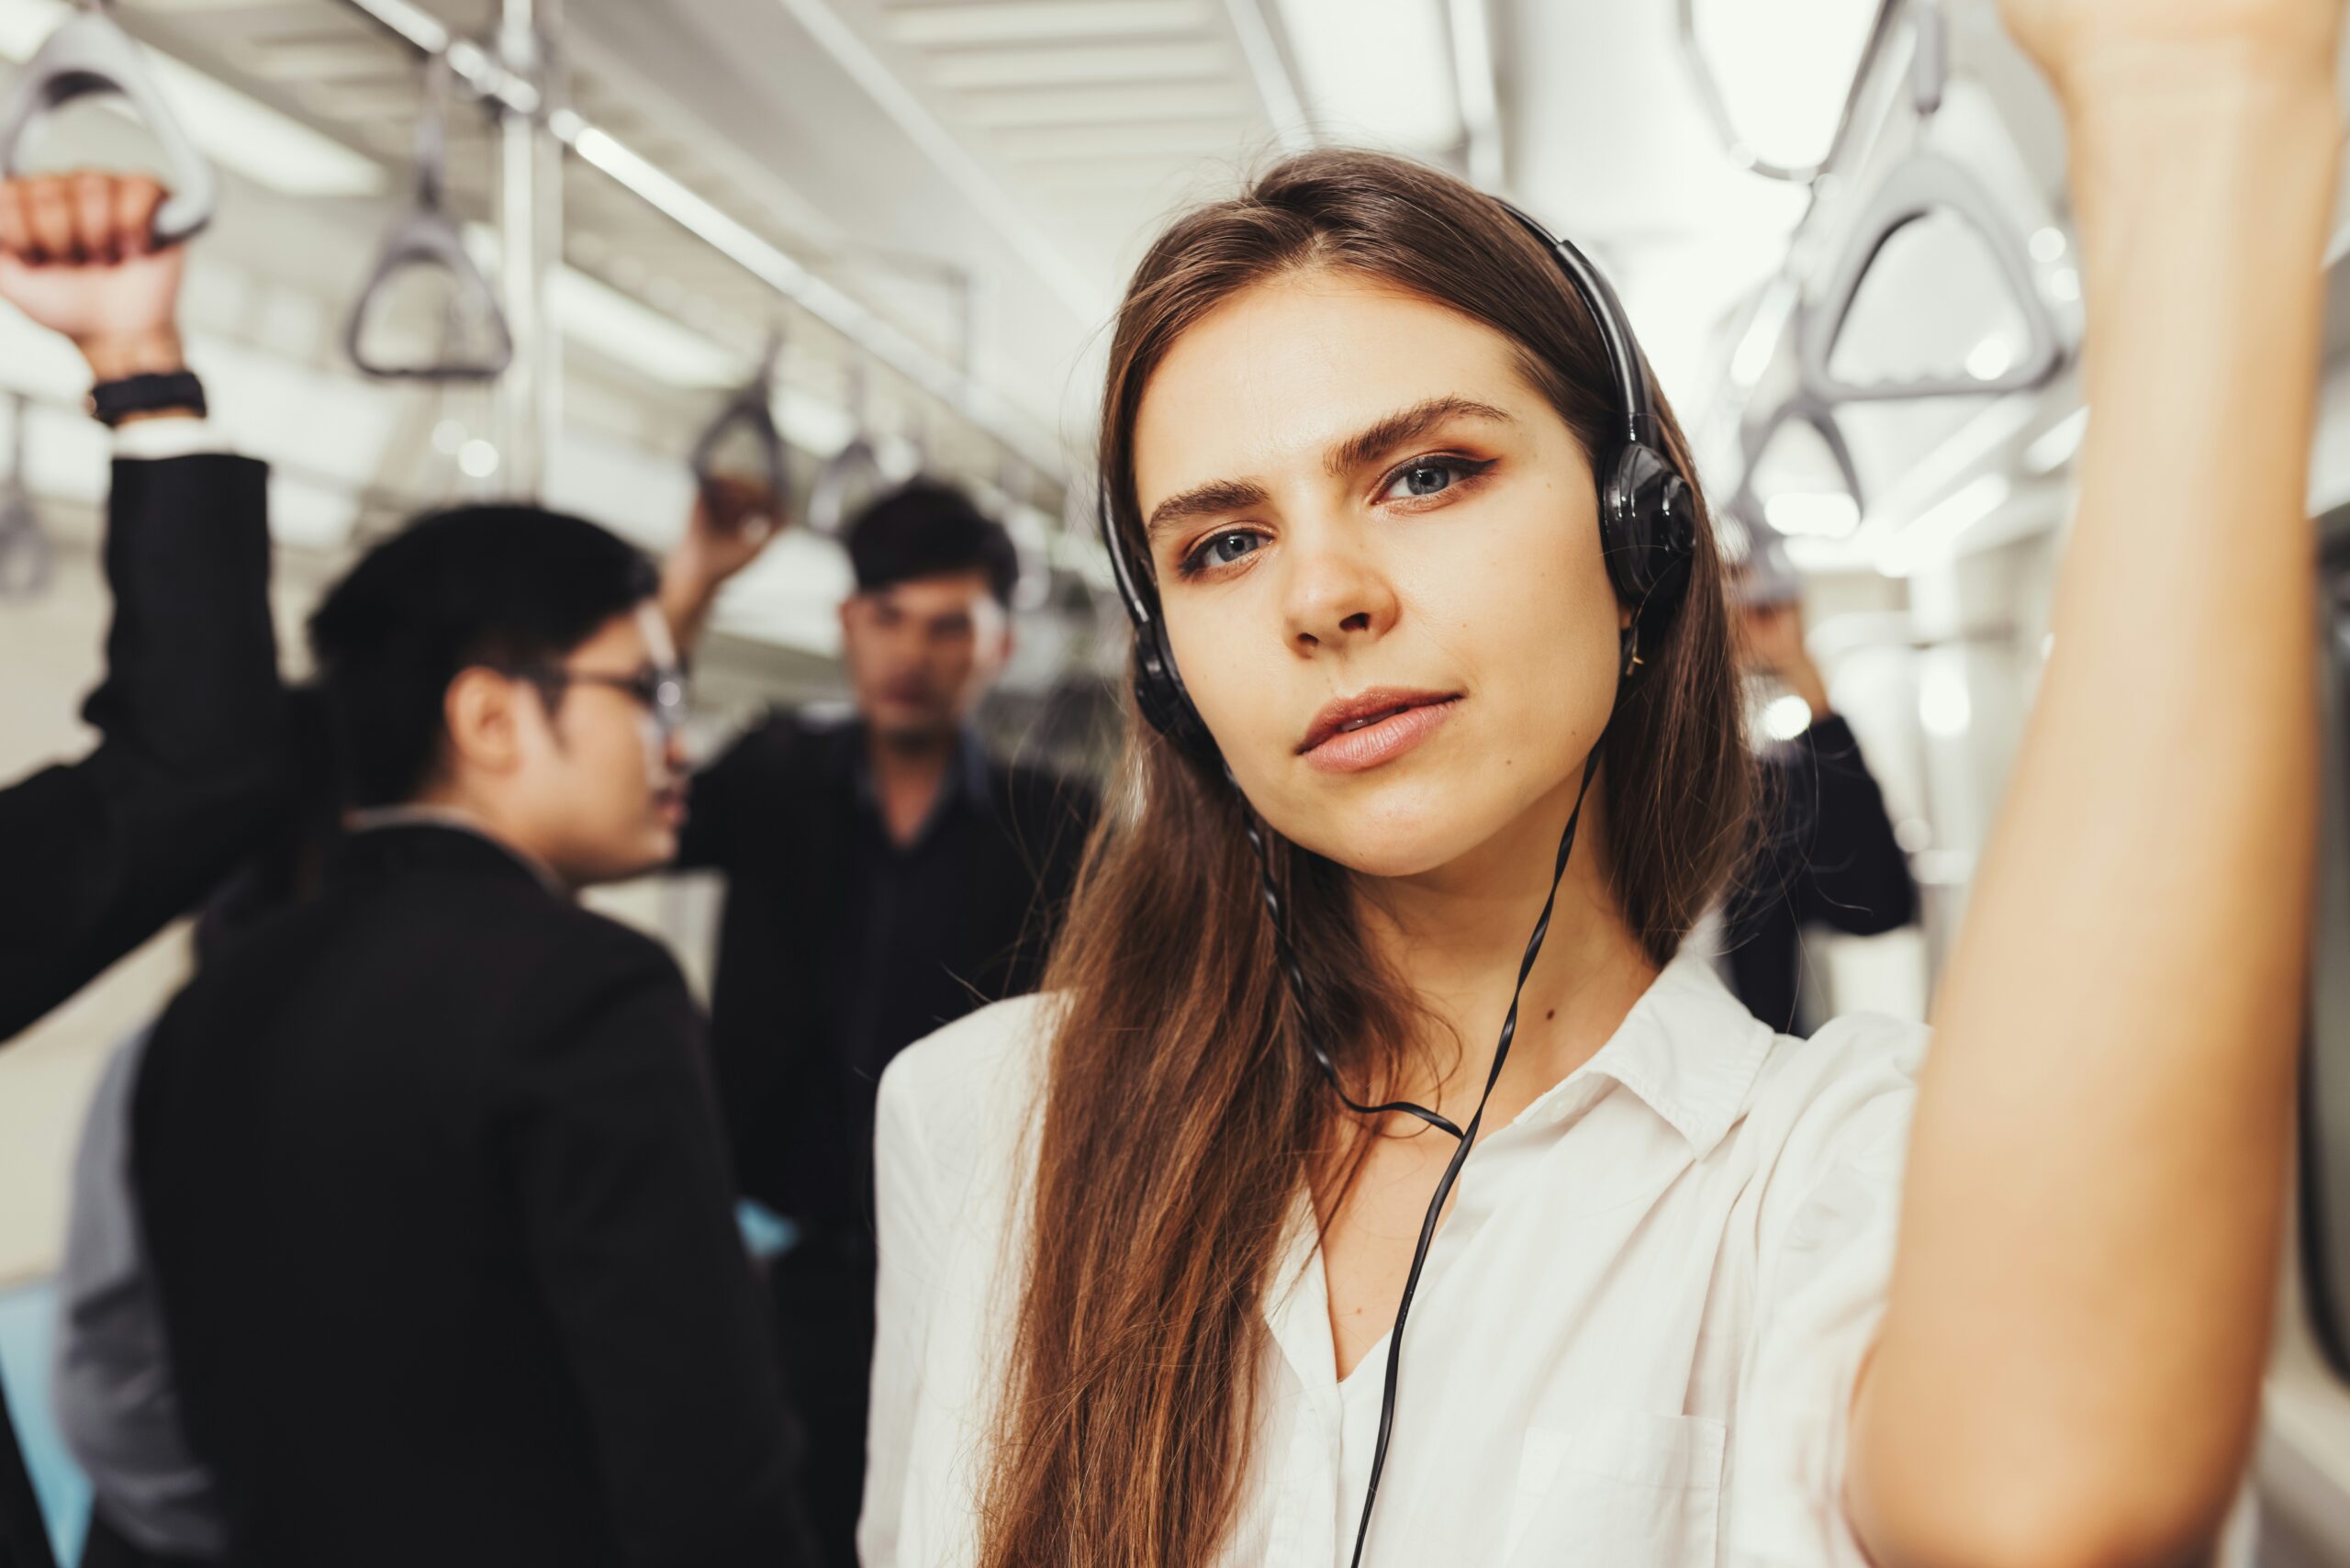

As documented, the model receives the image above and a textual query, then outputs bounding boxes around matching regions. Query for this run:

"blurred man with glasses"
[76,508,810,1568]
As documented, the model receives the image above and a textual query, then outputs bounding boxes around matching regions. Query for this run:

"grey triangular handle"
[1799,149,2064,403]
[693,332,789,506]
[806,435,888,540]
[344,209,513,382]
[1733,392,1865,521]
[0,8,218,246]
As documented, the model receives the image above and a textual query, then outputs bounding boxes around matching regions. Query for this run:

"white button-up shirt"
[861,950,1926,1567]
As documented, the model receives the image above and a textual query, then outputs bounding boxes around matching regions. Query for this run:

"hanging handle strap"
[1796,150,2065,404]
[1731,391,1866,525]
[343,55,512,383]
[0,1,218,245]
[691,327,789,508]
[804,358,886,538]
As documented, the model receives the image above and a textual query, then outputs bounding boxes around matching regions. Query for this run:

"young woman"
[862,1,2344,1562]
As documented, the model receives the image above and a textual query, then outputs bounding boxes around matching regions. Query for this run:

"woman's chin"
[1278,797,1505,881]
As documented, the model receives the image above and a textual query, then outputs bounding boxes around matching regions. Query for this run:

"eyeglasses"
[509,663,689,743]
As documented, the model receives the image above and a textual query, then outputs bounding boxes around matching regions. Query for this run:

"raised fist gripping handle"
[0,2,218,247]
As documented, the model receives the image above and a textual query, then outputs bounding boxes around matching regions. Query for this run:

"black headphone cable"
[1236,740,1606,1568]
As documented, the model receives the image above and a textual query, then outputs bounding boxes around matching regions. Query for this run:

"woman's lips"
[1299,695,1461,774]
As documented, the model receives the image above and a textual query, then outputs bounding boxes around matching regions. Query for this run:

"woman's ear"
[442,667,527,781]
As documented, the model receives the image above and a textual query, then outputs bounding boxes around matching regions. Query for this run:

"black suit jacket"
[0,453,279,1568]
[676,713,1094,1233]
[1724,713,1918,1035]
[130,824,803,1568]
[0,454,283,1039]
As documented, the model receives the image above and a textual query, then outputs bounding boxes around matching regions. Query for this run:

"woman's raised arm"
[1848,4,2345,1565]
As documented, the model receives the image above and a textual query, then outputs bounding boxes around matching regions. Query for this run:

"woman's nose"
[1281,524,1399,654]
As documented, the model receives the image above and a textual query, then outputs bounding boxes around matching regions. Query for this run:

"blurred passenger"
[56,692,340,1568]
[0,171,281,1568]
[658,477,1097,1565]
[123,511,809,1568]
[1721,551,1917,1033]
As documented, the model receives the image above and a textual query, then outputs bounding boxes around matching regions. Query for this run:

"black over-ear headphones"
[1097,200,1698,759]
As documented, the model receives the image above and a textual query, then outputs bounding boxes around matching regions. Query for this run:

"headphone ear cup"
[1602,442,1697,608]
[1131,621,1217,759]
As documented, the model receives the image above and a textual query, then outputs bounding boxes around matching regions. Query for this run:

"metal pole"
[494,0,560,498]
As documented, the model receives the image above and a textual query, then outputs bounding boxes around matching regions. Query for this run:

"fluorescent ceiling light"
[1918,660,1973,737]
[2024,407,2088,475]
[548,267,739,389]
[890,1,1213,46]
[1878,473,2010,577]
[1964,337,2016,381]
[928,43,1227,90]
[1762,693,1814,742]
[1764,491,1860,539]
[0,0,382,197]
[960,84,1255,128]
[1447,0,1501,186]
[1272,0,1460,152]
[548,267,861,455]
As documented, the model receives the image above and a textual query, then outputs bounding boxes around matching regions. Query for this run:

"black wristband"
[88,371,207,429]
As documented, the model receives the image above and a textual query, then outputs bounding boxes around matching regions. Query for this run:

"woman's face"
[1131,268,1626,879]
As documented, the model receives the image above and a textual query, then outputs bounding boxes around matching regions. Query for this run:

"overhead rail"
[692,325,790,510]
[0,0,218,245]
[0,394,50,600]
[345,53,514,383]
[334,0,1067,486]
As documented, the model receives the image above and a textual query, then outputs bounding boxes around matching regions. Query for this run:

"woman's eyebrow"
[1145,477,1270,543]
[1143,396,1514,544]
[1325,395,1515,478]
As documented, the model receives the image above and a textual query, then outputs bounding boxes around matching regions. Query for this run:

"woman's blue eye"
[1389,461,1460,499]
[1199,531,1261,567]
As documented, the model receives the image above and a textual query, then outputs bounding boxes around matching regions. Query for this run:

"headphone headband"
[1494,201,1657,450]
[1098,472,1156,628]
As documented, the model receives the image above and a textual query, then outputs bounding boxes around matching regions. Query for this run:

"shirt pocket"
[1502,1410,1726,1567]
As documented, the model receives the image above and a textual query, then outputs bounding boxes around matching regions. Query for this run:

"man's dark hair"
[308,506,659,808]
[845,480,1020,607]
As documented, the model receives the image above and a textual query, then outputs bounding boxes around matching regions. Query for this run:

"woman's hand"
[1849,2,2345,1565]
[1998,0,2343,103]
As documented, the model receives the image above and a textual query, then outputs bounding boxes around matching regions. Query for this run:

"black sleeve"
[0,455,285,1042]
[1785,714,1917,936]
[507,930,805,1568]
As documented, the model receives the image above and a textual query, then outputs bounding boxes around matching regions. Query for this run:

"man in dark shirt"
[660,478,1097,1563]
[0,172,282,1568]
[1722,566,1918,1035]
[129,510,807,1567]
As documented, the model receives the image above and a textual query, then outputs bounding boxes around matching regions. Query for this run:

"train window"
[2300,510,2350,1380]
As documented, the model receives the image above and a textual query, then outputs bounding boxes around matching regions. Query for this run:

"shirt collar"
[849,722,994,833]
[1512,946,1775,1159]
[341,805,571,901]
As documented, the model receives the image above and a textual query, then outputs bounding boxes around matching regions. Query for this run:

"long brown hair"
[979,149,1752,1568]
